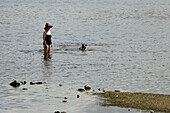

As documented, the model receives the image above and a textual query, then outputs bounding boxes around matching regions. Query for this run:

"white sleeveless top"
[46,30,51,35]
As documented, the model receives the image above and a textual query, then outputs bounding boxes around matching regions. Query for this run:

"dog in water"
[79,44,87,51]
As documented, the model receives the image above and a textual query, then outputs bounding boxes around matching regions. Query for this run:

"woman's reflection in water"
[43,54,52,70]
[44,54,52,61]
[42,54,53,86]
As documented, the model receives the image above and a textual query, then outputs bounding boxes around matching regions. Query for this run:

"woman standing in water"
[43,23,53,55]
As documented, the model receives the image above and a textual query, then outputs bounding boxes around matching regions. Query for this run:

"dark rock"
[150,110,154,113]
[77,95,80,98]
[36,82,46,84]
[103,89,106,92]
[22,88,28,90]
[23,81,26,84]
[64,97,67,99]
[78,88,85,92]
[115,90,120,92]
[30,81,46,85]
[30,82,36,85]
[128,109,130,111]
[61,111,66,113]
[10,80,21,87]
[54,111,60,113]
[84,85,91,90]
[59,84,62,87]
[20,81,24,84]
[62,100,67,103]
[19,81,26,85]
[98,88,101,91]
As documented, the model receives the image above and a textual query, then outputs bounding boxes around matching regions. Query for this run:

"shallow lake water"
[0,0,170,113]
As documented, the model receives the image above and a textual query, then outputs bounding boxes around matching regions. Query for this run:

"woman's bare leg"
[46,45,51,55]
[44,45,47,55]
[48,46,51,54]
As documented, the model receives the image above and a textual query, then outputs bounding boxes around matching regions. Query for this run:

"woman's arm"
[51,37,53,47]
[43,31,47,46]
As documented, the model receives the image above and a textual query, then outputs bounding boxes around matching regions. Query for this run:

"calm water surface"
[0,0,170,113]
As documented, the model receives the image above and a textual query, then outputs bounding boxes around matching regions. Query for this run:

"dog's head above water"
[79,44,87,51]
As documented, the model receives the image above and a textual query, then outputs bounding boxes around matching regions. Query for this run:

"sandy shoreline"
[93,91,170,112]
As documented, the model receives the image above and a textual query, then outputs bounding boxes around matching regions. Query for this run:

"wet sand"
[93,91,170,112]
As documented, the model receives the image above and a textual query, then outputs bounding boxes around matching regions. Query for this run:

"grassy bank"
[93,91,170,112]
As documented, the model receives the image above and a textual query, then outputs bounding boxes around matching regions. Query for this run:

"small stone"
[103,89,106,92]
[98,88,101,91]
[23,81,26,84]
[20,81,26,85]
[78,88,85,92]
[20,81,24,84]
[64,97,67,99]
[84,85,91,90]
[36,82,46,84]
[150,110,154,113]
[61,111,66,113]
[62,100,67,103]
[54,111,60,113]
[128,109,130,111]
[115,90,120,92]
[19,81,26,85]
[22,88,28,90]
[59,84,62,87]
[93,90,95,92]
[30,82,36,85]
[77,95,80,98]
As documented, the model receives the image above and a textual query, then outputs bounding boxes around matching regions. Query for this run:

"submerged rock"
[36,82,46,84]
[77,95,80,98]
[30,81,46,85]
[54,111,60,113]
[10,80,21,87]
[22,88,28,90]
